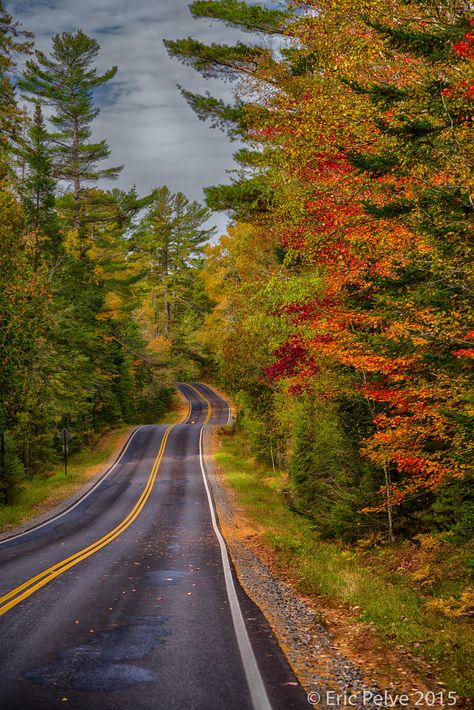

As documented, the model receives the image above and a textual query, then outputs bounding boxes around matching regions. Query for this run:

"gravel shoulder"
[203,427,441,710]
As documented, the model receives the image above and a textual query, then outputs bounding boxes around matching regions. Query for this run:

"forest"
[166,0,473,547]
[0,8,214,504]
[0,0,472,548]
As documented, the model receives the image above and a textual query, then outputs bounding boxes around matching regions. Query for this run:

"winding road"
[0,383,308,710]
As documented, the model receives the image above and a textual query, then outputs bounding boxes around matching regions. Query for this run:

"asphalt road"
[0,383,308,710]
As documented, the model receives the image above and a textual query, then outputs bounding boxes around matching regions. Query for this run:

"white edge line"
[0,425,147,546]
[176,384,192,423]
[181,385,272,710]
[199,425,271,710]
[2,386,195,547]
[194,382,232,425]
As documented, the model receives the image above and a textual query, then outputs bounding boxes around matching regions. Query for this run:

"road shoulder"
[0,426,136,542]
[203,426,441,706]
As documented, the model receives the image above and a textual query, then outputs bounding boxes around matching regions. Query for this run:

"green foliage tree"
[165,3,288,222]
[0,2,32,173]
[164,38,271,81]
[131,187,215,371]
[19,102,59,268]
[179,89,248,139]
[0,2,42,500]
[20,30,122,240]
[189,0,288,34]
[0,189,48,496]
[0,5,217,507]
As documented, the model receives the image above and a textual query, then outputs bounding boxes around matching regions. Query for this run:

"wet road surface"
[0,383,308,710]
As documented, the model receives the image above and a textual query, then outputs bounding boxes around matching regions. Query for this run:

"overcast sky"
[6,0,280,236]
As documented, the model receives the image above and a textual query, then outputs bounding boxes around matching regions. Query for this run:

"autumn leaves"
[172,0,473,537]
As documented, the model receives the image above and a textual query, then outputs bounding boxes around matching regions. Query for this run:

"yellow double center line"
[0,424,175,617]
[185,384,212,425]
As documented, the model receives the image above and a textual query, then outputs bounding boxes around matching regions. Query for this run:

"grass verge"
[0,425,131,534]
[0,390,185,535]
[214,425,474,701]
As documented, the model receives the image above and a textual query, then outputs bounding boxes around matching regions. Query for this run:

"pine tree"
[18,31,137,440]
[19,30,122,241]
[178,89,248,139]
[164,38,270,81]
[164,1,303,222]
[132,187,214,341]
[189,0,288,34]
[19,102,59,268]
[0,2,32,177]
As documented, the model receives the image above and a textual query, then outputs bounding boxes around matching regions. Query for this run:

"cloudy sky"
[6,0,277,236]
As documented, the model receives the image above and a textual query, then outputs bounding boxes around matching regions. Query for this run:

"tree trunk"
[383,463,395,543]
[72,113,82,239]
[162,277,171,336]
[269,434,276,473]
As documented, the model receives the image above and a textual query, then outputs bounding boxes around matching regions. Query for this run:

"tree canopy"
[168,0,474,544]
[0,15,214,502]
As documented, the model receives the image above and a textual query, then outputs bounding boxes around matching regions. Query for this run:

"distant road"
[0,383,307,709]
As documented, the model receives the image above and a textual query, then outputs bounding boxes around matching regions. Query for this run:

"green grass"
[0,390,186,534]
[215,426,474,700]
[0,425,131,533]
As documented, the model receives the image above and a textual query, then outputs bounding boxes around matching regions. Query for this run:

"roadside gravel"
[203,427,437,710]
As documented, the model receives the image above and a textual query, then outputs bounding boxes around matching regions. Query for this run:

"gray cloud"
[7,0,270,236]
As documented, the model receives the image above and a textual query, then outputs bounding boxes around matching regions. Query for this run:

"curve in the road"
[0,383,308,710]
[180,383,271,710]
[0,425,175,616]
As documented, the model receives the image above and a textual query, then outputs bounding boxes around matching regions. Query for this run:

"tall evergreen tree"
[0,1,39,501]
[164,1,291,220]
[19,102,59,268]
[132,187,214,337]
[0,1,32,174]
[189,0,288,34]
[19,30,122,242]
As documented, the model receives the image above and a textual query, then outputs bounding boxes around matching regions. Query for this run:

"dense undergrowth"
[214,424,474,700]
